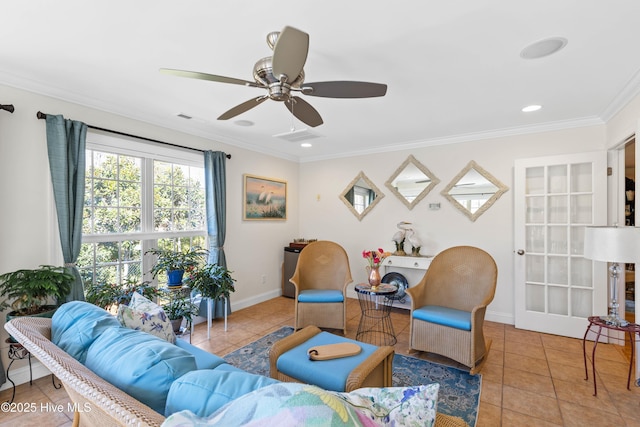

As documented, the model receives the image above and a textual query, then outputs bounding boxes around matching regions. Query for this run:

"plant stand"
[206,296,228,340]
[4,338,61,403]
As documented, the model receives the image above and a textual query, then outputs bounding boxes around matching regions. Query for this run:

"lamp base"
[599,315,629,327]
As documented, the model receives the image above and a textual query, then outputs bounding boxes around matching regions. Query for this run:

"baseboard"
[485,310,514,325]
[0,361,51,391]
[232,289,283,311]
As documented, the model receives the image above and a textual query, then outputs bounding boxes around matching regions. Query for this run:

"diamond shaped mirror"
[340,171,385,221]
[441,160,508,222]
[385,155,440,210]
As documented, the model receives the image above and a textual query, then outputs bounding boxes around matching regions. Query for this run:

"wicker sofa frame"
[6,317,469,427]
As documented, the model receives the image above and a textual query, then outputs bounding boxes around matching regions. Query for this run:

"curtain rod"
[1,104,15,113]
[36,111,231,159]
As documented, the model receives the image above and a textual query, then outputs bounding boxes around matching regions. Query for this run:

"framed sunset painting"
[243,174,287,220]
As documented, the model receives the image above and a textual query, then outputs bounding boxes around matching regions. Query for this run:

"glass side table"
[4,338,61,404]
[354,283,398,346]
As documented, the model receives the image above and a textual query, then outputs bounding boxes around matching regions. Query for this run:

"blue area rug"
[223,326,481,426]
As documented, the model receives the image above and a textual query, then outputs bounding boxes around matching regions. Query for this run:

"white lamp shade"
[583,226,640,263]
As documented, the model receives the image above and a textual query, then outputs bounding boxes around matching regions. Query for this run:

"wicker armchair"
[290,240,352,334]
[406,246,497,374]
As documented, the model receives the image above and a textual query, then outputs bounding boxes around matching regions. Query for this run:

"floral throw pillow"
[161,382,440,427]
[338,384,439,426]
[117,292,176,344]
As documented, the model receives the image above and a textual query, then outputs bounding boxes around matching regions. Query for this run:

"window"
[77,133,206,287]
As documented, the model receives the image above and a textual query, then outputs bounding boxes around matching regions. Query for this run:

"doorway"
[624,138,636,324]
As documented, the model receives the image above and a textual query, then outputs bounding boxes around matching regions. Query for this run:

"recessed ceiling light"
[520,37,568,59]
[300,143,312,148]
[522,104,542,112]
[234,120,254,126]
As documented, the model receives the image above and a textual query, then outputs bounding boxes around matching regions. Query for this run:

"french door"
[514,152,608,338]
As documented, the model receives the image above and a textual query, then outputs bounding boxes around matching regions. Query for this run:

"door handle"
[516,249,525,255]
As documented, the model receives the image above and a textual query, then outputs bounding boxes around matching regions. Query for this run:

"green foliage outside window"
[78,149,206,287]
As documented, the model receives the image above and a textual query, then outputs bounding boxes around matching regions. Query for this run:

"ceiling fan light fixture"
[300,142,312,148]
[520,37,568,59]
[273,128,320,142]
[522,104,542,112]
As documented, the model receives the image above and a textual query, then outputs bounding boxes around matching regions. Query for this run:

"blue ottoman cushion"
[276,331,378,391]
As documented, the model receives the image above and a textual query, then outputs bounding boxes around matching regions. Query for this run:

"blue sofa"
[5,301,467,427]
[4,301,278,426]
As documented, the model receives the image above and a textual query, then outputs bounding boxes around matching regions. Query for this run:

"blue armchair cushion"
[297,289,344,303]
[276,331,377,392]
[85,326,197,414]
[51,301,121,364]
[412,305,472,331]
[164,369,278,417]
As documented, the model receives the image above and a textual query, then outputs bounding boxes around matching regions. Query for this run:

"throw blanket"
[163,382,439,427]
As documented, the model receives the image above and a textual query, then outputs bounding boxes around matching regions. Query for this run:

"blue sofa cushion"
[175,338,227,370]
[51,301,121,364]
[276,331,378,392]
[413,305,472,331]
[297,289,344,303]
[85,326,197,414]
[164,369,279,417]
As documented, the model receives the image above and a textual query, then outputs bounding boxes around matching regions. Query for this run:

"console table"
[381,255,432,310]
[582,316,640,396]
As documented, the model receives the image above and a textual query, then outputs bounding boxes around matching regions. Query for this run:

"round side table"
[582,316,640,396]
[354,283,398,346]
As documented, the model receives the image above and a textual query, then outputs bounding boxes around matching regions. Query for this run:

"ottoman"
[269,325,394,392]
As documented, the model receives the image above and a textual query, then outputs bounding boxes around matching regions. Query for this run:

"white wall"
[0,84,299,382]
[298,125,607,324]
[2,79,640,388]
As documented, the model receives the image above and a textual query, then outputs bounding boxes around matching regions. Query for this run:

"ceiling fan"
[160,26,387,128]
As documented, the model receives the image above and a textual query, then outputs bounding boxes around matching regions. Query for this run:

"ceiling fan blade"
[160,68,259,87]
[218,96,268,120]
[272,26,309,83]
[302,81,387,98]
[285,96,323,127]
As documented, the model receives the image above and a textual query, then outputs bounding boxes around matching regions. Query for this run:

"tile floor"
[1,296,639,426]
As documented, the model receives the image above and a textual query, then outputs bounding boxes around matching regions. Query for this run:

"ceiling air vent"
[176,113,193,120]
[273,129,321,142]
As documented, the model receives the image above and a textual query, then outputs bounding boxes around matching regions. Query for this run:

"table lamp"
[583,226,640,326]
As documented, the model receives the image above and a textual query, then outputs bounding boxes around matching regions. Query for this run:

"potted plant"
[161,294,199,333]
[85,279,163,312]
[0,265,74,340]
[184,263,236,301]
[146,247,207,285]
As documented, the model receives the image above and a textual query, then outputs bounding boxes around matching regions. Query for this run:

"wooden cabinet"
[381,255,432,310]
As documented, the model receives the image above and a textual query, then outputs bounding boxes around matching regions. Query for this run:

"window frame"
[81,131,206,284]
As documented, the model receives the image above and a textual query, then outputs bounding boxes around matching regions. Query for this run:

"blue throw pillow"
[51,301,121,364]
[85,326,197,414]
[165,369,278,417]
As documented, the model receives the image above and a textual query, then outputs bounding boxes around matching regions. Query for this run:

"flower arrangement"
[362,248,392,268]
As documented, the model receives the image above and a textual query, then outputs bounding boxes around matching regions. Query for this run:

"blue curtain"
[199,150,229,318]
[45,115,87,302]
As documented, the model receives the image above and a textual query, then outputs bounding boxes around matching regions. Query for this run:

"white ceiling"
[2,1,640,162]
